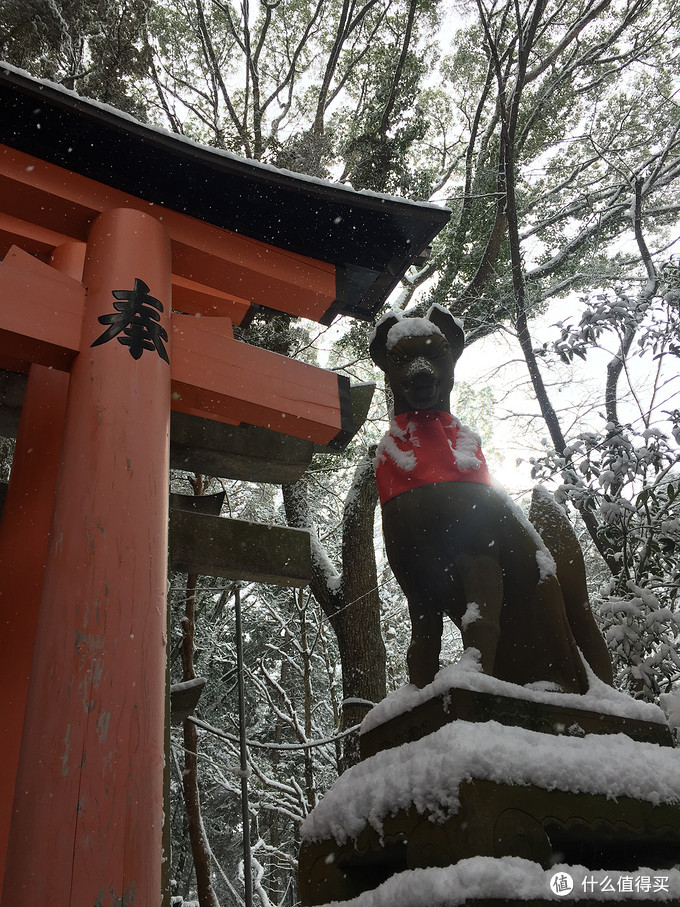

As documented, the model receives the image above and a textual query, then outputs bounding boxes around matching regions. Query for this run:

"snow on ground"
[314,858,680,906]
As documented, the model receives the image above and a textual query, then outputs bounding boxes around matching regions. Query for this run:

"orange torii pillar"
[0,243,82,889]
[3,209,171,905]
[0,364,69,886]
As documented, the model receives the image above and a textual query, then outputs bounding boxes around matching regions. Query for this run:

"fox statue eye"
[427,338,451,358]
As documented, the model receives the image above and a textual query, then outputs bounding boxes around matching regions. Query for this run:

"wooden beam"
[0,256,352,445]
[0,146,337,324]
[169,508,311,586]
[0,246,83,370]
[171,274,252,323]
[171,313,353,446]
[0,211,253,326]
[170,230,335,323]
[170,411,316,484]
[169,382,373,482]
[169,491,225,515]
[0,373,374,482]
[0,210,74,260]
[319,380,375,452]
[0,485,312,587]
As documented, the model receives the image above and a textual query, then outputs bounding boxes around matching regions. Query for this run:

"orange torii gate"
[0,65,449,905]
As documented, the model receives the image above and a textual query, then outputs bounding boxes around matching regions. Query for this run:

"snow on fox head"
[369,305,465,414]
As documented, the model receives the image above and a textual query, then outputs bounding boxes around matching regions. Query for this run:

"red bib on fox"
[374,410,492,505]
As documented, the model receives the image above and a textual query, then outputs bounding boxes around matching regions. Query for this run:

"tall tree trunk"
[605,179,659,427]
[283,452,386,770]
[475,0,623,576]
[337,453,386,767]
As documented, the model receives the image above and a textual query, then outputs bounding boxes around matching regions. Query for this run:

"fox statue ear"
[428,304,465,364]
[369,313,401,372]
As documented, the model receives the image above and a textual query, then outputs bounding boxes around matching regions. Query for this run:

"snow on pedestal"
[360,650,667,736]
[302,715,679,847]
[298,655,680,906]
[314,858,680,907]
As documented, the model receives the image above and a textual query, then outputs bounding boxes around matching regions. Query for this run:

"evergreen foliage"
[530,263,680,699]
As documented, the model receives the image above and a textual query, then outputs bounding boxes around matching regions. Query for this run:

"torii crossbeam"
[0,64,449,906]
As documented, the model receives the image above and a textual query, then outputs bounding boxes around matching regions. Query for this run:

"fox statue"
[370,304,613,691]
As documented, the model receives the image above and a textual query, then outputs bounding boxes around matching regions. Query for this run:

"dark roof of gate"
[0,64,450,324]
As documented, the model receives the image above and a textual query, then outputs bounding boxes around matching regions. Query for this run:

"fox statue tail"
[529,486,613,686]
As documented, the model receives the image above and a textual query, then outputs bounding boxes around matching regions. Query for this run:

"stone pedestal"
[298,677,679,906]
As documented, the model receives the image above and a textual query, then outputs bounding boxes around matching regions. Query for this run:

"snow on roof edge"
[0,61,451,217]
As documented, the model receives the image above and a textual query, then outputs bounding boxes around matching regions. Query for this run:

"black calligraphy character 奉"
[92,278,169,363]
